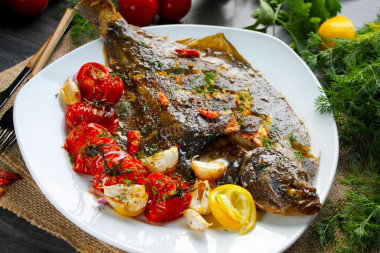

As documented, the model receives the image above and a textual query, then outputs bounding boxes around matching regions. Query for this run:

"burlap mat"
[0,32,349,253]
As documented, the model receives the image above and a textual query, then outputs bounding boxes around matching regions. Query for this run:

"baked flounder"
[74,0,321,215]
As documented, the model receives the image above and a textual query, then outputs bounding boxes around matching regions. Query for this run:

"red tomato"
[144,173,192,223]
[127,130,141,156]
[118,0,158,26]
[93,75,124,105]
[0,178,11,186]
[78,76,95,101]
[76,62,109,83]
[64,123,114,175]
[84,139,121,176]
[198,108,220,119]
[93,153,148,192]
[175,48,200,58]
[7,0,49,15]
[76,62,124,105]
[158,92,169,107]
[66,101,119,133]
[158,0,191,21]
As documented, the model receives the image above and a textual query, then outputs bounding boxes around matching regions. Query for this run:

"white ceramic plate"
[14,25,338,253]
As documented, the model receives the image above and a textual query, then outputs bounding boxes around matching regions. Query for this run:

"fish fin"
[74,0,120,35]
[177,33,248,64]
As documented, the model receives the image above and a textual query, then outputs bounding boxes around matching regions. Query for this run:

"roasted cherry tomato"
[84,138,121,176]
[144,173,192,223]
[64,123,117,175]
[158,0,191,21]
[127,130,141,156]
[78,76,95,101]
[66,101,119,133]
[7,0,49,16]
[93,153,148,192]
[175,49,200,58]
[118,0,158,26]
[93,75,124,105]
[76,62,109,83]
[76,63,124,105]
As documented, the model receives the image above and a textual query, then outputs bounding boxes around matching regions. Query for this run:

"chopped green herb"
[171,66,182,75]
[204,72,216,86]
[195,86,205,95]
[271,125,280,132]
[96,132,108,138]
[68,154,74,165]
[55,93,59,98]
[294,151,305,161]
[111,72,127,81]
[262,137,275,149]
[118,102,130,117]
[288,132,297,143]
[116,192,128,201]
[124,179,133,187]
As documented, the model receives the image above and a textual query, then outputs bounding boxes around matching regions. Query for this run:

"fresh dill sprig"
[301,14,380,165]
[64,0,119,47]
[303,14,380,252]
[315,163,380,253]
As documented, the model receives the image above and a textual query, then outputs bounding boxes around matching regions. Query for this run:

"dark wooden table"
[0,0,378,252]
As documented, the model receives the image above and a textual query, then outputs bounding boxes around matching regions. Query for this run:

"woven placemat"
[0,32,349,253]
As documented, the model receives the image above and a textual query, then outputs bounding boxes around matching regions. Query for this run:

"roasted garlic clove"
[184,209,213,231]
[103,184,148,217]
[141,146,178,174]
[191,156,226,180]
[60,78,81,105]
[189,180,211,215]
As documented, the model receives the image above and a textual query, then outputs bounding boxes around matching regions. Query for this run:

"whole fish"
[75,0,321,215]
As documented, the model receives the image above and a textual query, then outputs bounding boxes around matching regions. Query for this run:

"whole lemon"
[318,16,355,50]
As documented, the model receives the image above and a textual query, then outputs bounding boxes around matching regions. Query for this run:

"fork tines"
[0,128,16,154]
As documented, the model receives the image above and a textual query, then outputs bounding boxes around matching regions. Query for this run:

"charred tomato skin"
[158,0,191,21]
[144,173,192,223]
[65,101,119,133]
[93,75,124,105]
[127,130,141,156]
[76,62,109,83]
[76,62,124,105]
[118,0,159,26]
[92,154,148,192]
[64,123,113,175]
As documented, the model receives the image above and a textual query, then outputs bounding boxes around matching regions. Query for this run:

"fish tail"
[74,0,120,35]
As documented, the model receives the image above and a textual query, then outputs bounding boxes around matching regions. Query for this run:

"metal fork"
[0,107,15,154]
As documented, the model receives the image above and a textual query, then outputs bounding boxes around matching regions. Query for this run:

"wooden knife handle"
[28,8,74,79]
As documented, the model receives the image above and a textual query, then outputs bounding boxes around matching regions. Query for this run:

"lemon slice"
[209,184,256,235]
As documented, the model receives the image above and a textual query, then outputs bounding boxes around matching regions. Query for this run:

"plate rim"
[14,24,339,253]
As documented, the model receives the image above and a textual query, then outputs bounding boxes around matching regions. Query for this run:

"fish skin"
[74,0,321,215]
[239,147,321,215]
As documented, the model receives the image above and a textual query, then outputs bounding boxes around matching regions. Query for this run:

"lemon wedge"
[209,184,256,235]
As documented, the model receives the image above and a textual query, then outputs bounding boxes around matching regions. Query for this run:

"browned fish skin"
[239,147,321,215]
[74,0,321,215]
